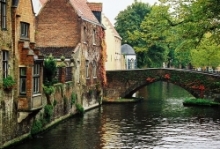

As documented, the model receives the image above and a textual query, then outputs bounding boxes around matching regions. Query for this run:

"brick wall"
[36,0,81,47]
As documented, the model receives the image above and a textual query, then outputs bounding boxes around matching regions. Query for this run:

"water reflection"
[13,82,220,149]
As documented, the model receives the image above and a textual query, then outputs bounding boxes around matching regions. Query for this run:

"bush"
[76,104,84,115]
[31,119,43,135]
[44,105,54,122]
[71,93,77,106]
[183,98,220,107]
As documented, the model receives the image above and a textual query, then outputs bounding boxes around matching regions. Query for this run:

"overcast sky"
[32,0,159,24]
[87,0,159,24]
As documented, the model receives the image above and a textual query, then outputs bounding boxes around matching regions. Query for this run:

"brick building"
[1,0,44,147]
[14,0,44,112]
[36,0,106,107]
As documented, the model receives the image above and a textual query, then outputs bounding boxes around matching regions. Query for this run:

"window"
[92,29,96,44]
[20,22,29,38]
[83,26,87,43]
[65,67,72,82]
[92,61,97,78]
[2,50,8,78]
[86,60,89,79]
[20,67,26,94]
[1,0,7,30]
[33,64,40,94]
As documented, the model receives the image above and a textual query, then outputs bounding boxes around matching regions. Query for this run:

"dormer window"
[20,22,29,38]
[1,0,7,30]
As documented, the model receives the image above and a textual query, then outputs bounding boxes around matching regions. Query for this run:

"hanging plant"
[3,75,16,91]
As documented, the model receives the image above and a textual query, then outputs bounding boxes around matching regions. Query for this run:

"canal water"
[13,82,220,149]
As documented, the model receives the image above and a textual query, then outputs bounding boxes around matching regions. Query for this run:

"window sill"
[20,37,30,41]
[33,93,42,97]
[1,28,7,31]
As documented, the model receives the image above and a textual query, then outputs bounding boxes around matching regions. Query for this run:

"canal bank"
[3,102,101,149]
[11,82,220,149]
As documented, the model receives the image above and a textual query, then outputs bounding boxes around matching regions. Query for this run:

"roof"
[39,0,100,25]
[103,14,121,39]
[121,44,136,55]
[39,0,47,5]
[70,0,100,25]
[38,47,75,59]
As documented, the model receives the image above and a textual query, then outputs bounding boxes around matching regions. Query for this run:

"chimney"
[87,2,102,23]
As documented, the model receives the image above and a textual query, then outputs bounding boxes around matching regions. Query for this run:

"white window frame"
[2,50,8,78]
[20,67,26,95]
[20,22,29,38]
[33,63,40,94]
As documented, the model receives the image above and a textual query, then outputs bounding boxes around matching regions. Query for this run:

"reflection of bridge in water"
[104,68,220,101]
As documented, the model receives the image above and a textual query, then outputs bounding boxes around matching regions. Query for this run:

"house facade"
[0,0,14,146]
[36,0,105,109]
[0,0,106,148]
[102,14,126,70]
[1,0,44,147]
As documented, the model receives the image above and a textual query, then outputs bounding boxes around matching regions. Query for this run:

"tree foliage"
[115,0,151,46]
[115,1,168,68]
[115,0,220,68]
[43,54,57,86]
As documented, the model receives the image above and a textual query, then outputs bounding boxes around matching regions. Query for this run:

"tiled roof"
[70,0,100,24]
[87,2,102,12]
[38,47,75,59]
[39,0,47,5]
[39,0,100,25]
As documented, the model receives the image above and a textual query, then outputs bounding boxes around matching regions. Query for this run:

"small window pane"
[2,51,8,78]
[20,22,29,38]
[20,67,27,94]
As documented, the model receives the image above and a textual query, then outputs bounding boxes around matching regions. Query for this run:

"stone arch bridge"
[104,68,220,101]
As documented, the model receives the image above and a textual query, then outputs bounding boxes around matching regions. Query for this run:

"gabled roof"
[69,0,100,25]
[38,0,101,25]
[39,47,75,59]
[103,14,122,39]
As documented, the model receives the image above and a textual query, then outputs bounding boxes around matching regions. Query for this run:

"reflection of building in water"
[121,44,137,69]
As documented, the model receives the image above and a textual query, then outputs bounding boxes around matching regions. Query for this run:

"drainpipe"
[11,0,19,104]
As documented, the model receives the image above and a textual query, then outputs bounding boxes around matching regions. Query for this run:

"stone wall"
[1,80,101,148]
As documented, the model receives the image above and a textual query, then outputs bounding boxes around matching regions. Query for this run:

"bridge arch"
[104,68,220,101]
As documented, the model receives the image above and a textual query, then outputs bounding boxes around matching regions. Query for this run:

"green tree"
[115,0,151,46]
[115,1,168,68]
[191,36,220,69]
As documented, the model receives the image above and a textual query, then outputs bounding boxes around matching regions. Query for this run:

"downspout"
[11,0,19,105]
